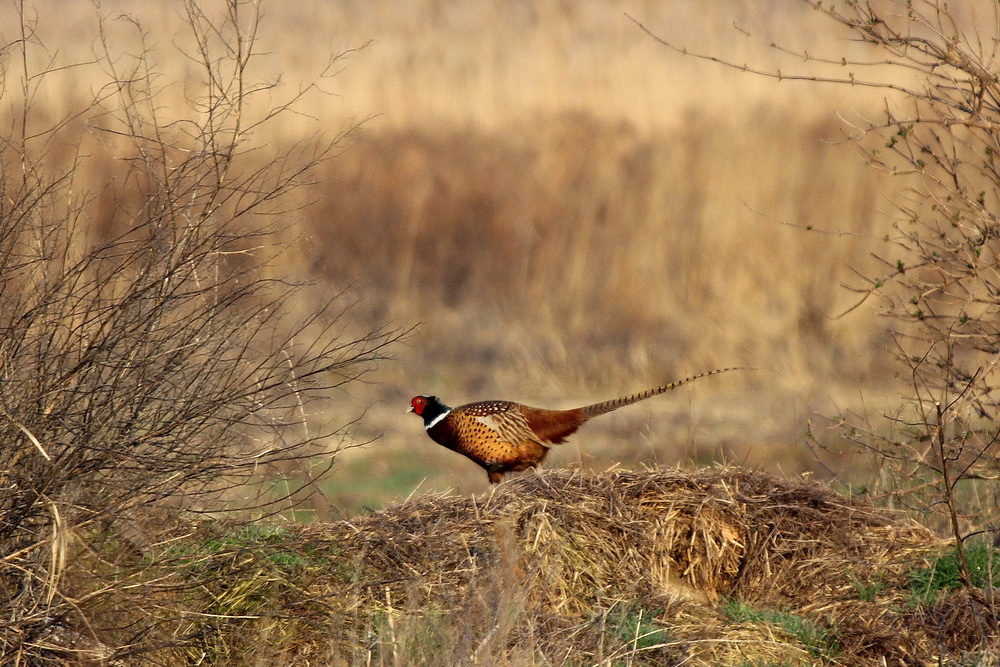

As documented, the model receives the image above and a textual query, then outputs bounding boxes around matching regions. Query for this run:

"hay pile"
[77,467,999,665]
[289,467,984,666]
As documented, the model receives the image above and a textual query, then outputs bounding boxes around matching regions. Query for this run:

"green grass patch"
[847,571,886,602]
[323,449,443,514]
[166,523,344,663]
[605,603,671,652]
[908,541,1000,605]
[203,525,306,566]
[724,599,840,660]
[165,523,333,573]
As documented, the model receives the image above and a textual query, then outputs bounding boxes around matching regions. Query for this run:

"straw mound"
[298,467,974,665]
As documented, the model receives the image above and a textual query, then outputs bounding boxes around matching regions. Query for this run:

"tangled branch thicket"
[809,0,1000,565]
[641,0,1000,610]
[0,1,400,662]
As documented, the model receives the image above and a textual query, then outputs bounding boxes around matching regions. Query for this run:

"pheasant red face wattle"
[408,395,429,416]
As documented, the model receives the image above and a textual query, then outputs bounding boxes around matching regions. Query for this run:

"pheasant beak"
[405,405,415,414]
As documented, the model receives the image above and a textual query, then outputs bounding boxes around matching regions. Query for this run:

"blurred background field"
[3,0,923,512]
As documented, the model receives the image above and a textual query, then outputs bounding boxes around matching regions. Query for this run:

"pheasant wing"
[476,409,541,450]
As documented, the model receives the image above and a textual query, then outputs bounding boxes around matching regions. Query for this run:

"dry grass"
[5,3,1000,664]
[312,112,892,382]
[63,467,1000,665]
[0,0,936,505]
[4,0,884,132]
[4,0,992,541]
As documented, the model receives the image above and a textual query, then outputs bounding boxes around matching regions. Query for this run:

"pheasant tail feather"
[577,367,746,419]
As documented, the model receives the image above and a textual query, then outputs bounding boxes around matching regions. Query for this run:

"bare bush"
[0,1,400,661]
[808,0,1000,611]
[638,0,1000,610]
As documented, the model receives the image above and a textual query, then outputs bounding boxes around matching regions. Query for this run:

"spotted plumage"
[407,367,744,484]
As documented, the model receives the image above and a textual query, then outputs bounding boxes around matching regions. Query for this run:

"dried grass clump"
[301,467,955,665]
[84,467,995,665]
[328,467,934,600]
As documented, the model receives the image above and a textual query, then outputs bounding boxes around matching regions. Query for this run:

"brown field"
[5,2,1000,664]
[0,0,935,505]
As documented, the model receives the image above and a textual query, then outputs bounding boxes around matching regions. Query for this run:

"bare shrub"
[812,2,1000,615]
[0,1,400,662]
[638,0,1000,613]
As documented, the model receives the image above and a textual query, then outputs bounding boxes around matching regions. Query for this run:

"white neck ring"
[425,408,452,430]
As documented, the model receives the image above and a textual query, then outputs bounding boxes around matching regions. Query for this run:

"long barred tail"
[577,367,748,419]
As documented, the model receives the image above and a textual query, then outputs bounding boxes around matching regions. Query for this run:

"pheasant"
[407,367,742,484]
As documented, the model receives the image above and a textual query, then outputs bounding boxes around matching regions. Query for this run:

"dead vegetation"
[67,467,996,665]
[4,1,1000,664]
[0,2,402,661]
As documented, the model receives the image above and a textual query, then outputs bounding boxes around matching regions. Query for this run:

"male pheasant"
[407,367,742,484]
